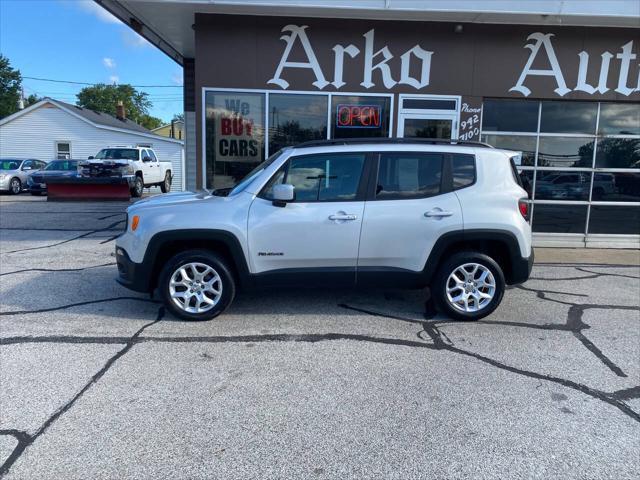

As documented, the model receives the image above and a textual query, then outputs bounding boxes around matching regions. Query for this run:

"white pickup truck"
[90,146,172,197]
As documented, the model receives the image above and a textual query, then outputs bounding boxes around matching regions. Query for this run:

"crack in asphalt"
[0,263,115,277]
[1,230,638,476]
[0,296,158,316]
[1,220,124,255]
[513,285,639,377]
[340,305,640,424]
[0,307,165,478]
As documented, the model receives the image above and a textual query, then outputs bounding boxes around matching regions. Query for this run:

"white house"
[0,98,185,191]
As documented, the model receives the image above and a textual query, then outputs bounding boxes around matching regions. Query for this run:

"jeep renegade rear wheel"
[433,252,505,321]
[159,250,236,321]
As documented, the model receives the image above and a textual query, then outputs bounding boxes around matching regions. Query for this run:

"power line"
[23,76,183,88]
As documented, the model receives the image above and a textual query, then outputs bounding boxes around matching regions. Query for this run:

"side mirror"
[142,156,152,162]
[88,156,94,159]
[272,184,294,207]
[22,166,32,171]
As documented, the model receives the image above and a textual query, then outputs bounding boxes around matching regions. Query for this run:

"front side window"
[263,153,365,202]
[376,152,443,200]
[148,150,158,162]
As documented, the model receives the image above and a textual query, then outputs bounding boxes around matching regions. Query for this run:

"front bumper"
[509,249,535,285]
[115,246,152,293]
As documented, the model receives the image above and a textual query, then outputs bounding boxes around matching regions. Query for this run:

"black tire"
[432,251,505,321]
[160,172,171,193]
[131,176,144,197]
[9,178,21,195]
[158,250,236,321]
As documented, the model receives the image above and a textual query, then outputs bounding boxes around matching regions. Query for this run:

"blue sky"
[0,0,183,123]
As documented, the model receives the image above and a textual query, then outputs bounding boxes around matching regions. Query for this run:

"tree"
[172,113,184,122]
[24,94,40,108]
[0,54,22,118]
[76,84,152,126]
[139,114,163,130]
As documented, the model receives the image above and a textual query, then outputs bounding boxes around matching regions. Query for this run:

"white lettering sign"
[511,34,639,97]
[269,26,433,91]
[267,25,329,90]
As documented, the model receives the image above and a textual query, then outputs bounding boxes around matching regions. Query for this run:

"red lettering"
[338,106,350,126]
[232,118,243,135]
[221,118,231,135]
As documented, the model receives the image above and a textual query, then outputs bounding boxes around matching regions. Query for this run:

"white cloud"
[171,72,183,86]
[103,57,116,69]
[74,0,122,24]
[109,75,120,84]
[122,30,151,48]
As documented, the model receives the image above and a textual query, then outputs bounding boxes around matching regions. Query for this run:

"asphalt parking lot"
[1,194,639,479]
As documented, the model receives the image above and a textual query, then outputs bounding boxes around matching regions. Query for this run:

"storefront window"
[540,101,597,134]
[535,171,591,201]
[598,104,640,136]
[481,134,536,166]
[537,137,594,168]
[532,204,588,233]
[595,138,640,169]
[589,206,640,234]
[205,91,265,190]
[482,99,538,132]
[268,94,328,154]
[331,95,391,139]
[482,99,639,237]
[592,172,640,202]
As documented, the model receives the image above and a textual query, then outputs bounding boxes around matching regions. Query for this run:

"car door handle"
[424,209,454,218]
[329,213,358,221]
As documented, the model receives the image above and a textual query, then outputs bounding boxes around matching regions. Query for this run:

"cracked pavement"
[1,195,639,479]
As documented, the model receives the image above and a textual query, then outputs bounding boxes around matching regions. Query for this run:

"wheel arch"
[424,229,523,285]
[144,229,251,292]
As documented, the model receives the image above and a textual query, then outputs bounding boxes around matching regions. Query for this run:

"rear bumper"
[115,247,151,293]
[509,249,534,285]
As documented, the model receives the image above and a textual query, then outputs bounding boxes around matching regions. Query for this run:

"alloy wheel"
[169,262,222,314]
[445,263,496,313]
[10,179,20,194]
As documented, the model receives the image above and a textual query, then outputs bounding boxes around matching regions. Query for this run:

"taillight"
[518,198,530,221]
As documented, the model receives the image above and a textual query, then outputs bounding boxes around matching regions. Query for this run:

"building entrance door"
[397,95,460,140]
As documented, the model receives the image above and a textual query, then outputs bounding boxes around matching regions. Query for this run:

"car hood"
[128,190,215,211]
[30,171,78,180]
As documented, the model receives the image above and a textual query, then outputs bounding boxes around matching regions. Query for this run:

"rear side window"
[376,152,443,200]
[451,154,476,190]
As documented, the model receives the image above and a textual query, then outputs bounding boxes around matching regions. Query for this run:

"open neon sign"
[336,104,381,128]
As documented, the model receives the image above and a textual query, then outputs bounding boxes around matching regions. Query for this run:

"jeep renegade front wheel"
[433,252,505,321]
[159,250,236,321]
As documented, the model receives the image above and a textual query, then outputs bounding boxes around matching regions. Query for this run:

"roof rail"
[294,138,494,149]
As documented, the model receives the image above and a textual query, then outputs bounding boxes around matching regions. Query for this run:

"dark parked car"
[27,159,79,195]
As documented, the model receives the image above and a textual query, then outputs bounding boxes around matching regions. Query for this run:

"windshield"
[226,150,286,197]
[94,149,139,160]
[45,160,78,171]
[0,160,21,170]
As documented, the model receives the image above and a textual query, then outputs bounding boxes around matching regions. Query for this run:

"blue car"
[27,159,79,195]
